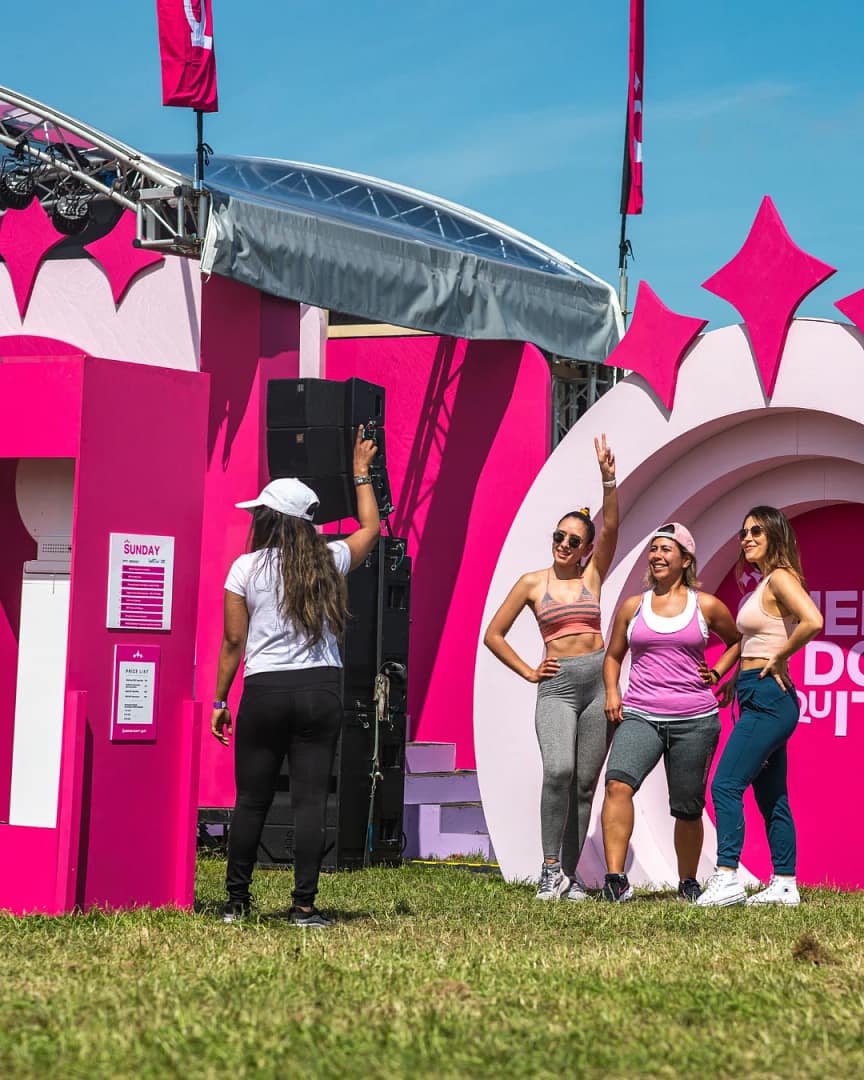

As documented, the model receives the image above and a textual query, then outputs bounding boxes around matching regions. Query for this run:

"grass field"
[1,859,862,1079]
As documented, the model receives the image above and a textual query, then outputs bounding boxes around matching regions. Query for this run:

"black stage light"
[51,187,92,235]
[0,167,36,210]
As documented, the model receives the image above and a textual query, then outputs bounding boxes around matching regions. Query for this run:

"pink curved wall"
[327,336,550,768]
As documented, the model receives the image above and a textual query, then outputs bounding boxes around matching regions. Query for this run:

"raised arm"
[588,433,619,583]
[603,595,639,723]
[343,426,382,570]
[483,575,559,683]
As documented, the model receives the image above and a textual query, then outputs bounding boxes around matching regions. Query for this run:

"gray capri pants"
[605,712,721,820]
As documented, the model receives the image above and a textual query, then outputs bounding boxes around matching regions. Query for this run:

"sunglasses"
[738,525,765,541]
[552,530,584,550]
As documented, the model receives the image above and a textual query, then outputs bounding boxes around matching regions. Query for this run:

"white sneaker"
[746,876,800,906]
[535,862,569,900]
[696,870,746,907]
[562,871,590,902]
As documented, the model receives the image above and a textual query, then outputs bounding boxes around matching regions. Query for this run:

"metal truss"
[550,357,619,448]
[0,86,204,255]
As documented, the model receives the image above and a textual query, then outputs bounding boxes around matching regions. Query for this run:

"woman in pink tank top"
[484,435,619,902]
[600,523,741,903]
[697,506,823,909]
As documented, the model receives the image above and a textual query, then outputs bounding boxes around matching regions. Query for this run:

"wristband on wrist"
[213,700,228,710]
[602,479,617,488]
[709,669,721,685]
[354,475,373,485]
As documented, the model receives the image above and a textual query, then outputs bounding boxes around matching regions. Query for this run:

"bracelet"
[709,669,721,685]
[213,700,228,710]
[602,480,617,488]
[354,475,373,486]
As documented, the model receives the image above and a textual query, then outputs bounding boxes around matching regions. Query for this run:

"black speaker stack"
[254,377,410,871]
[266,377,394,524]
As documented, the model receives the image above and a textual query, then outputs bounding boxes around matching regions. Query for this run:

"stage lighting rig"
[0,141,40,210]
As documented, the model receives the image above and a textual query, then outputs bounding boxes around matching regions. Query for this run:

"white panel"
[9,576,71,828]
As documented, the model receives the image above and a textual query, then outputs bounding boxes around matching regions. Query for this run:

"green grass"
[1,861,862,1079]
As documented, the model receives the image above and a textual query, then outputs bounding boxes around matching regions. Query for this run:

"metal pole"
[194,110,205,192]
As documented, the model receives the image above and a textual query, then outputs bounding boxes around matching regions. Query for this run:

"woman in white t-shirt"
[212,429,380,927]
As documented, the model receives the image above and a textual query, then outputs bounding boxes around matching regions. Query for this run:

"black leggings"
[226,667,343,907]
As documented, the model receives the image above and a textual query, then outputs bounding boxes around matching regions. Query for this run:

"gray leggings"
[535,650,613,873]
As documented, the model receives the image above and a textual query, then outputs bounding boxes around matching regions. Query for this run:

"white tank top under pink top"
[736,574,797,659]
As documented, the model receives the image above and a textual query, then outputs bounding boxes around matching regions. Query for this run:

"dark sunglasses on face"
[739,525,765,541]
[552,530,584,550]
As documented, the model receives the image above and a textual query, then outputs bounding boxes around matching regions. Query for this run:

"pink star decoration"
[85,211,163,305]
[0,201,66,318]
[604,280,708,410]
[702,196,836,398]
[834,288,864,338]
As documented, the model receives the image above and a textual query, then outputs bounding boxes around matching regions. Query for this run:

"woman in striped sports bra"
[484,435,618,901]
[697,506,822,908]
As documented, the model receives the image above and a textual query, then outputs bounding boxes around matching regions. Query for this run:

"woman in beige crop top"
[697,506,823,909]
[483,435,619,902]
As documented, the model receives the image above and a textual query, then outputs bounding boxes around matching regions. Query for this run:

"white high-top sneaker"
[695,869,746,907]
[746,876,800,906]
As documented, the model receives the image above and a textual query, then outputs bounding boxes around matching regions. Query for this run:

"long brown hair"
[736,505,806,590]
[249,507,348,645]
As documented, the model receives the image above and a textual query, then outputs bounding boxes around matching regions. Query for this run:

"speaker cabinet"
[266,378,392,523]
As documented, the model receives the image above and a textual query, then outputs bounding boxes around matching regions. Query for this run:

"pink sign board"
[110,645,161,742]
[107,534,175,630]
[706,504,864,889]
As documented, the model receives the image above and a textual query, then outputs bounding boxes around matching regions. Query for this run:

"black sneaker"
[288,906,333,929]
[602,873,634,902]
[221,900,251,924]
[678,878,702,903]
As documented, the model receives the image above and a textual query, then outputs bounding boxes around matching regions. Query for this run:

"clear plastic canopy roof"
[159,154,600,280]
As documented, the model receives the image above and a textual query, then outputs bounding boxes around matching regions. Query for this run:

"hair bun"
[579,507,590,517]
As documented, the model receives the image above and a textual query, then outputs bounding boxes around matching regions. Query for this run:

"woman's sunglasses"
[738,525,765,541]
[552,530,584,550]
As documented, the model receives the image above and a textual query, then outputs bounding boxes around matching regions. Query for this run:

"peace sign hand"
[594,433,615,483]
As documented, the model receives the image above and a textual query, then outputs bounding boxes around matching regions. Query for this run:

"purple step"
[403,804,493,860]
[403,771,480,805]
[405,742,456,774]
[440,802,487,835]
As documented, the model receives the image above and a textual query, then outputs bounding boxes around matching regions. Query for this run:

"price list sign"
[111,645,161,742]
[107,534,174,630]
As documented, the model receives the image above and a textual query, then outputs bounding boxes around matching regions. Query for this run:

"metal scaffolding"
[550,357,619,448]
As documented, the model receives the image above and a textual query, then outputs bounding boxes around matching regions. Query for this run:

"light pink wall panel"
[327,336,551,768]
[0,257,201,372]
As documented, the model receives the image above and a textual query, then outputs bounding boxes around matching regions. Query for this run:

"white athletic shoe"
[696,870,746,907]
[746,876,800,906]
[535,862,569,900]
[562,871,590,902]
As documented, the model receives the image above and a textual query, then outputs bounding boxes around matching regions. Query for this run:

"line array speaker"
[266,377,393,523]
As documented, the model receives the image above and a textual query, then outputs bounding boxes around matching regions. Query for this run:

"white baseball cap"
[235,478,319,521]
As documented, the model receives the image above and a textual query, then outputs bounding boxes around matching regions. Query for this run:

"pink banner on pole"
[625,0,644,215]
[156,0,219,112]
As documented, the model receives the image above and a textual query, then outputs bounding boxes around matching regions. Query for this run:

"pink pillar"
[195,279,302,807]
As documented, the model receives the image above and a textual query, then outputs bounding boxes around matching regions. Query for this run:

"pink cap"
[652,522,696,556]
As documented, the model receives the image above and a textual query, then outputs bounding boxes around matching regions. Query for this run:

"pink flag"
[624,0,644,214]
[156,0,219,113]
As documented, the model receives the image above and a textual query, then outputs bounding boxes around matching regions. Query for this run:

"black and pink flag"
[621,0,644,215]
[156,0,219,113]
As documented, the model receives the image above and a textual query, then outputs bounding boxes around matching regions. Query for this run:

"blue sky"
[4,2,863,326]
